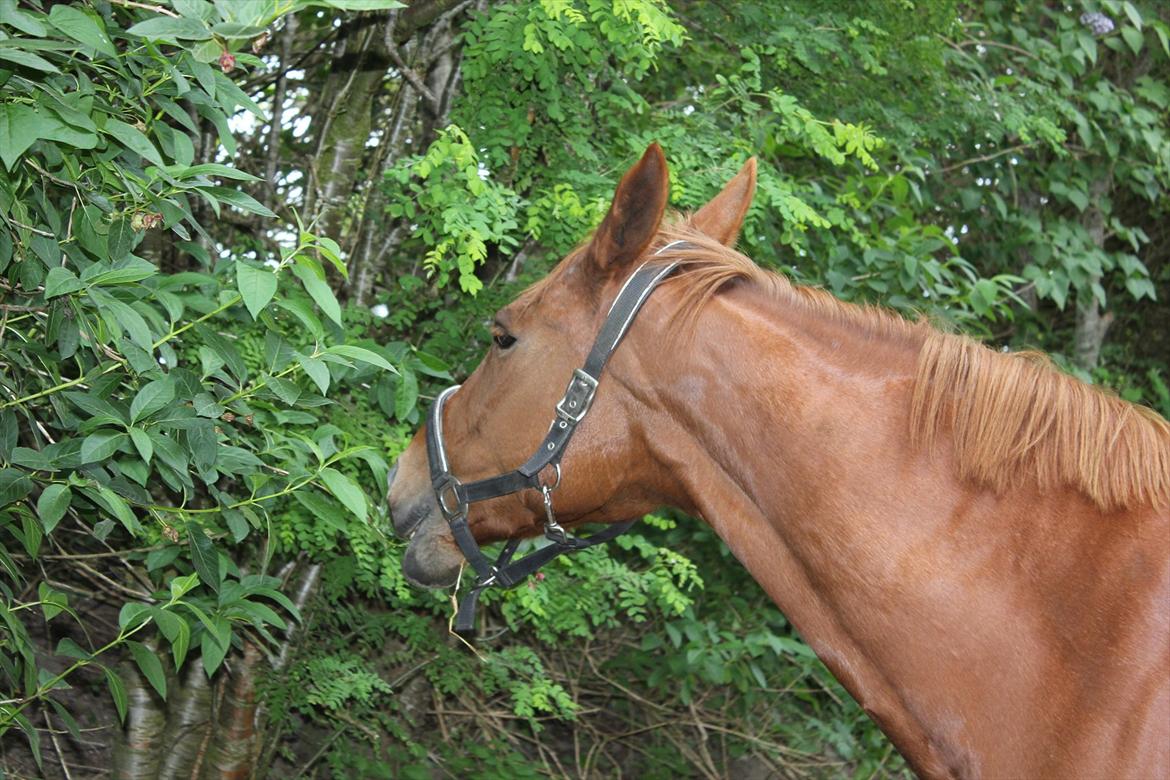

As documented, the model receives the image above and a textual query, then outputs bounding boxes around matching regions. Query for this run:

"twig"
[3,219,54,237]
[384,21,439,111]
[110,0,179,16]
[953,37,1043,60]
[288,727,345,780]
[936,143,1033,174]
[43,708,75,780]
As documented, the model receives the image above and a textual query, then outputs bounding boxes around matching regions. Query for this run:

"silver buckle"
[555,369,598,424]
[435,475,465,521]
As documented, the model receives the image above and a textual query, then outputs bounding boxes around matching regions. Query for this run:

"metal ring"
[436,477,465,519]
[538,462,562,492]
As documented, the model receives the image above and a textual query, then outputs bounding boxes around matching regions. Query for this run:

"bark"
[392,0,467,43]
[252,563,321,780]
[201,642,262,780]
[156,661,213,780]
[111,655,168,780]
[1073,173,1114,370]
[305,23,390,244]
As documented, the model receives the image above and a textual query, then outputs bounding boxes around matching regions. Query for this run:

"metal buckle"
[435,475,465,521]
[555,369,598,425]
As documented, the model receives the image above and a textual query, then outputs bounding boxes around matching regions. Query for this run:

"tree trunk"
[111,654,168,780]
[305,23,390,247]
[156,661,213,780]
[1073,173,1114,370]
[201,642,262,780]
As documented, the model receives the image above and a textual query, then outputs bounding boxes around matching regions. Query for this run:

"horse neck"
[630,285,1078,778]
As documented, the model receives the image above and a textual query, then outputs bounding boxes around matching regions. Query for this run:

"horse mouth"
[390,497,433,539]
[401,514,463,588]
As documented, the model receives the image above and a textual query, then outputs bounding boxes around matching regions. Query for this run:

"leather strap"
[424,242,692,636]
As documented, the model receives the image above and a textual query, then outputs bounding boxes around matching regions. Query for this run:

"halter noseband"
[425,242,690,635]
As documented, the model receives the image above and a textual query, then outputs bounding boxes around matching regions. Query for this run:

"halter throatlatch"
[425,243,690,636]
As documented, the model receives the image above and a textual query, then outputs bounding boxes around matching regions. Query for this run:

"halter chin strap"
[425,242,691,635]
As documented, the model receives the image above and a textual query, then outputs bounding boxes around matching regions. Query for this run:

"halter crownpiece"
[425,241,692,635]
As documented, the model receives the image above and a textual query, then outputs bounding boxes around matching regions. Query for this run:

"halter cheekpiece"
[425,242,691,635]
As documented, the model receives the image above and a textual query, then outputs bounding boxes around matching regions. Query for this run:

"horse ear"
[691,158,757,246]
[589,142,670,275]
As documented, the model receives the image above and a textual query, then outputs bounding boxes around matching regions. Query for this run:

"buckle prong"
[555,369,598,424]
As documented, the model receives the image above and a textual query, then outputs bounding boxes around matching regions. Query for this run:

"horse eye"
[493,332,517,350]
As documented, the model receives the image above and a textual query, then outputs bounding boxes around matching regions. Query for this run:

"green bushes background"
[1,0,1166,777]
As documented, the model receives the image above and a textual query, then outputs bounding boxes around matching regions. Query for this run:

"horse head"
[387,143,756,587]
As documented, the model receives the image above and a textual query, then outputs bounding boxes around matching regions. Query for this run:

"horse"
[387,143,1170,779]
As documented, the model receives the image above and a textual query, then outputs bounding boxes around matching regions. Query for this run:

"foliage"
[1,0,1166,777]
[0,0,404,766]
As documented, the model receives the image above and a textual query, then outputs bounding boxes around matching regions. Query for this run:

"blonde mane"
[649,224,1170,512]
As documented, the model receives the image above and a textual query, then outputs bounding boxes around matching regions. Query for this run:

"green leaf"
[1121,25,1143,55]
[129,427,153,464]
[105,118,165,168]
[20,510,42,556]
[236,261,278,319]
[126,15,213,42]
[297,355,330,394]
[267,376,301,405]
[395,368,418,421]
[291,262,342,325]
[130,379,175,422]
[94,486,141,534]
[1125,276,1156,300]
[324,345,397,373]
[12,712,41,770]
[0,48,59,74]
[168,163,259,181]
[0,2,48,36]
[56,637,91,660]
[319,467,367,522]
[88,258,158,286]
[36,484,72,533]
[153,607,182,641]
[188,526,221,593]
[170,572,199,600]
[171,618,191,669]
[223,508,250,542]
[37,582,68,621]
[48,699,82,742]
[293,489,347,531]
[104,666,129,724]
[200,620,231,676]
[48,5,118,57]
[128,641,168,699]
[0,104,50,169]
[112,601,147,632]
[80,431,126,463]
[1123,1,1143,30]
[107,216,136,261]
[44,267,83,298]
[204,186,276,218]
[95,294,154,350]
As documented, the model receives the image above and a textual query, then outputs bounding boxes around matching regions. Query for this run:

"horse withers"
[388,143,1170,779]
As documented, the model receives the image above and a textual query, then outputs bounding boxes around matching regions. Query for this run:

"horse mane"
[650,223,1170,512]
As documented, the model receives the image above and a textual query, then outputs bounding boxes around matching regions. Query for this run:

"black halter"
[426,243,689,635]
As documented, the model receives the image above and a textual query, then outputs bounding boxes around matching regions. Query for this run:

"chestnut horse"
[388,144,1170,779]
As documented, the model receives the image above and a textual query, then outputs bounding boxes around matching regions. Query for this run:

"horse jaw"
[402,512,464,588]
